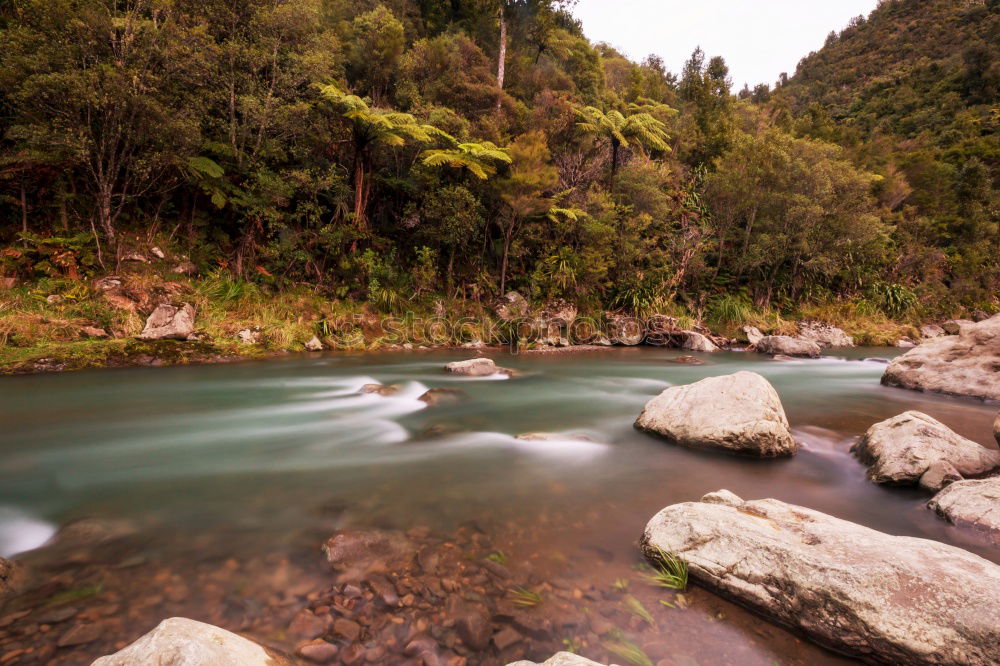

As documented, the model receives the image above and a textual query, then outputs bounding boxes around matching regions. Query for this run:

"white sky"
[572,0,881,89]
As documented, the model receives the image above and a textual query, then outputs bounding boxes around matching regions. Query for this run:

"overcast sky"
[572,0,881,90]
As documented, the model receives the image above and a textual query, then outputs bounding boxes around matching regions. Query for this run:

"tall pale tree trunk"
[496,4,507,112]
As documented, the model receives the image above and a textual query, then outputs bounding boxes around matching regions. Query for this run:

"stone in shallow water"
[641,490,1000,665]
[507,652,609,666]
[755,335,822,358]
[883,314,1000,401]
[445,357,504,376]
[851,411,1000,491]
[91,617,290,665]
[928,477,1000,541]
[634,371,796,457]
[418,388,468,407]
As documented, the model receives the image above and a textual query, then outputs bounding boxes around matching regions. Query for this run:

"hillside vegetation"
[0,0,995,366]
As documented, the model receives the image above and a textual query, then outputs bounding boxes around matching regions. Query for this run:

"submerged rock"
[667,355,706,365]
[137,303,196,341]
[507,653,609,666]
[680,331,718,352]
[851,411,1000,491]
[91,617,290,665]
[515,432,593,442]
[361,383,401,397]
[634,371,796,457]
[641,490,1000,666]
[323,529,415,574]
[445,357,509,377]
[418,388,467,407]
[798,321,854,348]
[928,477,1000,541]
[882,315,1000,401]
[755,335,821,358]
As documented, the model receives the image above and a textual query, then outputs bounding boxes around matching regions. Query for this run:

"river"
[0,347,997,665]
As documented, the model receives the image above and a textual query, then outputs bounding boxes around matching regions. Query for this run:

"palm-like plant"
[318,83,448,231]
[421,141,512,180]
[575,104,674,191]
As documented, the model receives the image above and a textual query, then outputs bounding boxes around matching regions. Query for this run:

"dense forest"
[0,0,997,346]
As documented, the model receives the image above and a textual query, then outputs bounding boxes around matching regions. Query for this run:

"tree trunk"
[353,153,367,232]
[495,4,507,112]
[96,185,116,243]
[609,140,620,192]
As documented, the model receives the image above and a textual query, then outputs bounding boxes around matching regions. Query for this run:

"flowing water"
[1,347,998,664]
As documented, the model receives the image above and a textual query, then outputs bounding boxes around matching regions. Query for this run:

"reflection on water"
[1,347,998,663]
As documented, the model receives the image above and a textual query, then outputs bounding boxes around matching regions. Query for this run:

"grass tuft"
[509,585,543,608]
[646,546,688,591]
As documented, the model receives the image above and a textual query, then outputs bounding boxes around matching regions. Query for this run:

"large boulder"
[507,653,610,666]
[641,490,1000,666]
[137,303,196,341]
[798,321,854,348]
[634,371,796,457]
[882,315,1000,401]
[851,411,1000,491]
[680,331,719,352]
[445,358,508,377]
[928,477,1000,541]
[755,335,822,358]
[91,617,290,666]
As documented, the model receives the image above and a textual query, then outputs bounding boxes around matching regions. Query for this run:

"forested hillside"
[778,0,999,310]
[0,0,996,361]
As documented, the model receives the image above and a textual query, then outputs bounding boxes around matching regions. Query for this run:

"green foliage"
[646,547,689,591]
[509,586,543,608]
[0,0,993,321]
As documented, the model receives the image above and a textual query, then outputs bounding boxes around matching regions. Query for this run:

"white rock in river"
[883,315,1000,401]
[445,358,506,377]
[680,331,719,352]
[634,371,796,457]
[928,477,1000,541]
[91,617,290,665]
[507,653,612,666]
[851,411,1000,491]
[641,490,1000,665]
[755,335,821,358]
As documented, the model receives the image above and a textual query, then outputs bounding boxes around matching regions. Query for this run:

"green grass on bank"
[1,257,927,374]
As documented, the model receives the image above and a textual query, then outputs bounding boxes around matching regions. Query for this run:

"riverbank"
[0,254,928,375]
